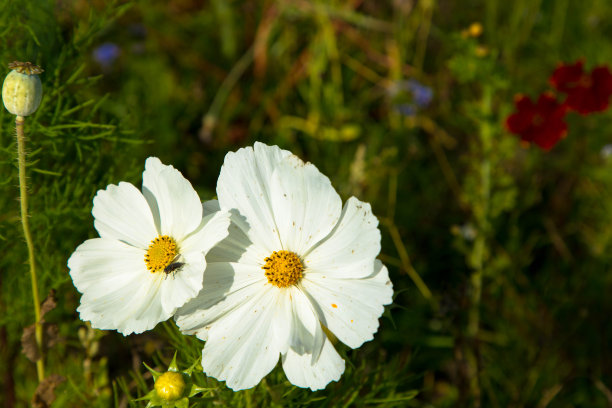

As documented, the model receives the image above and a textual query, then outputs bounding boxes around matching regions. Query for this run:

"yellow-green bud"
[154,372,185,401]
[2,61,43,117]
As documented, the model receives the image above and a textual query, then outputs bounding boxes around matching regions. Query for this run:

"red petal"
[515,94,535,112]
[506,111,533,133]
[563,67,612,114]
[592,66,612,90]
[532,118,567,150]
[591,66,612,112]
[536,93,562,115]
[550,60,584,92]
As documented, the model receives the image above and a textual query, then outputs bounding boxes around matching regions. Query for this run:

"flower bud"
[2,61,43,117]
[154,371,185,402]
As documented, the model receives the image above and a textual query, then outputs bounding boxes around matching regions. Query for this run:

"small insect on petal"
[163,261,185,279]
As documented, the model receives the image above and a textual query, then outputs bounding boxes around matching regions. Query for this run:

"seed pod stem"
[16,109,45,382]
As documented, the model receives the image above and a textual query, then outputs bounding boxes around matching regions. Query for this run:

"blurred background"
[1,0,612,406]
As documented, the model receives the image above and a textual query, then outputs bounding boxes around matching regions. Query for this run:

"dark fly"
[163,256,185,279]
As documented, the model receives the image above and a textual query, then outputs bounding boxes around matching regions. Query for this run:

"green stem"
[413,0,434,72]
[16,115,44,381]
[465,85,494,407]
[385,220,433,302]
[200,46,254,139]
[384,172,434,304]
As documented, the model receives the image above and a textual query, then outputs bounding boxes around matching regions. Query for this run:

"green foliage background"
[1,0,612,406]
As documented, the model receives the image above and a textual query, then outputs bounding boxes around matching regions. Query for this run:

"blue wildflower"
[405,79,433,108]
[390,79,433,116]
[395,104,417,116]
[92,43,121,69]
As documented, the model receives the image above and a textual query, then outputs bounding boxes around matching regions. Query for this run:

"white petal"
[105,276,165,335]
[204,206,268,266]
[201,209,268,268]
[174,262,266,340]
[68,238,145,294]
[217,143,291,254]
[180,208,231,255]
[200,285,282,390]
[269,155,342,255]
[140,157,165,231]
[305,197,381,279]
[203,199,220,215]
[271,286,325,360]
[282,336,345,391]
[92,182,157,248]
[271,289,292,355]
[68,238,168,334]
[142,157,202,239]
[160,251,206,315]
[175,210,271,341]
[302,260,393,349]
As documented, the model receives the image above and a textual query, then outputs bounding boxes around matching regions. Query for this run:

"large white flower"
[175,142,393,391]
[68,157,231,335]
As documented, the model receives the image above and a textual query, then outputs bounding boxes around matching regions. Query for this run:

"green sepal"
[188,384,214,398]
[135,389,165,407]
[174,397,189,408]
[168,351,180,372]
[184,356,201,376]
[143,362,163,380]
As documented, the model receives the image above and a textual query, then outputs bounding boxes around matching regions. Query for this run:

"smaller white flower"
[68,157,231,335]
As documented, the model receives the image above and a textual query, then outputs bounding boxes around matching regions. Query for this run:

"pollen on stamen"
[144,235,177,273]
[262,250,304,288]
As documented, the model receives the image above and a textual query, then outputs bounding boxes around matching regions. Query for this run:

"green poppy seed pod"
[2,61,43,117]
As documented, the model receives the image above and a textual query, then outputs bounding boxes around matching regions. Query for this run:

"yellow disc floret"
[262,250,304,288]
[144,235,177,273]
[154,371,185,401]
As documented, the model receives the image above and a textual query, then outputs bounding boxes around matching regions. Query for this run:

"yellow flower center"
[144,235,177,273]
[154,371,185,401]
[262,250,304,288]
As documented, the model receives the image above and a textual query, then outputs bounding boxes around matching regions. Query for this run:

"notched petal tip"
[144,156,164,171]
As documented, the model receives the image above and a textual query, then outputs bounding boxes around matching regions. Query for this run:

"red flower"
[550,60,612,114]
[506,93,568,150]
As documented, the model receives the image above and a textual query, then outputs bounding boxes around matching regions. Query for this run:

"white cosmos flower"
[68,157,231,335]
[175,142,393,391]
